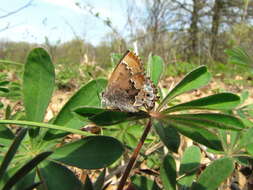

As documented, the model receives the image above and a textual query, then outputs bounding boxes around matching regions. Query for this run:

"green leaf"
[168,121,223,151]
[154,121,180,153]
[0,167,36,190]
[51,136,124,169]
[45,79,107,140]
[73,106,106,118]
[160,154,177,190]
[38,160,82,190]
[237,127,253,149]
[225,47,253,67]
[2,151,52,190]
[131,175,161,190]
[178,146,201,187]
[165,113,244,131]
[23,48,55,122]
[158,66,211,110]
[94,169,106,190]
[0,81,10,86]
[191,157,234,190]
[0,87,9,93]
[164,93,240,113]
[12,170,36,190]
[0,128,27,181]
[0,125,14,147]
[75,107,149,126]
[5,105,11,119]
[147,54,164,85]
[246,143,253,156]
[21,181,41,190]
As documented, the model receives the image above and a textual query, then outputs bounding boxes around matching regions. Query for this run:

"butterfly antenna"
[88,72,102,103]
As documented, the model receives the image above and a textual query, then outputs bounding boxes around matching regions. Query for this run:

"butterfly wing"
[102,51,141,112]
[102,50,159,112]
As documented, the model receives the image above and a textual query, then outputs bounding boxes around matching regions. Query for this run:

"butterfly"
[102,50,159,112]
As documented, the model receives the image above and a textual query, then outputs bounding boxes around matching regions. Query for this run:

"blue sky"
[0,0,139,45]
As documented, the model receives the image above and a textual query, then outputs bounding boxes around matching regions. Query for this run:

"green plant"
[0,48,250,190]
[74,53,247,190]
[0,128,52,190]
[0,48,124,189]
[0,73,22,101]
[225,47,253,71]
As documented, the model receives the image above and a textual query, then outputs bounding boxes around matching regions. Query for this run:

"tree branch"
[0,0,33,19]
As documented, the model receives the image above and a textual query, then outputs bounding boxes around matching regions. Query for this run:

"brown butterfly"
[102,50,159,112]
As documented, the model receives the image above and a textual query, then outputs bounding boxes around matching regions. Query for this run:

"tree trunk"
[189,0,201,57]
[210,0,224,58]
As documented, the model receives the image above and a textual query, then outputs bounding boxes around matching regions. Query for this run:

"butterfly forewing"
[102,50,159,112]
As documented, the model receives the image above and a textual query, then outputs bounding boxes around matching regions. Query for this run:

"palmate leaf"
[0,128,27,181]
[225,47,253,68]
[2,151,52,190]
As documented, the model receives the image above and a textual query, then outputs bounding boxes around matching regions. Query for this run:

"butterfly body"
[102,50,159,112]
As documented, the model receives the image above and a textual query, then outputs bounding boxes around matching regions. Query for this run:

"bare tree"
[0,0,34,32]
[210,0,224,57]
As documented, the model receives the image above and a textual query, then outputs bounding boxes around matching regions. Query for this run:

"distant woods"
[1,0,253,68]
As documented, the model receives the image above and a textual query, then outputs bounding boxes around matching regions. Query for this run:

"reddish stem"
[117,118,152,190]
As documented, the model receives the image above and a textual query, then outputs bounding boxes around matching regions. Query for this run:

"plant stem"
[0,119,90,136]
[117,118,152,190]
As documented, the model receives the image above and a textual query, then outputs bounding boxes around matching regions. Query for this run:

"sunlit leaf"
[158,66,211,110]
[164,93,240,113]
[191,157,234,190]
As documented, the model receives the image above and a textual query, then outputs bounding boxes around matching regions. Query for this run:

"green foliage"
[147,54,164,85]
[51,136,124,169]
[191,158,234,190]
[0,48,125,189]
[0,47,252,190]
[178,146,201,187]
[154,121,180,153]
[23,48,55,140]
[225,47,253,69]
[131,175,161,190]
[158,66,212,110]
[160,154,177,190]
[0,73,22,101]
[0,128,52,190]
[74,56,246,189]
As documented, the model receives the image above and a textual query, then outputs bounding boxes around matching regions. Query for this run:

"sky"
[0,0,136,45]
